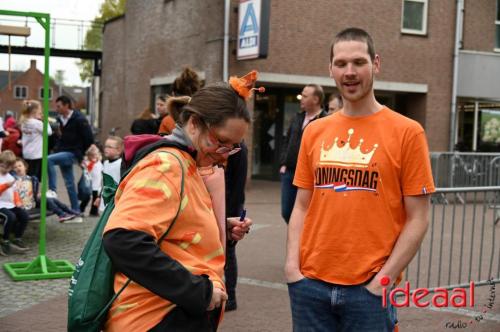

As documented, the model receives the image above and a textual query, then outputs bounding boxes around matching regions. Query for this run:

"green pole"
[36,14,50,256]
[1,9,74,280]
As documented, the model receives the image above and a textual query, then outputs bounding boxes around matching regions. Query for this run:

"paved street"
[1,180,499,331]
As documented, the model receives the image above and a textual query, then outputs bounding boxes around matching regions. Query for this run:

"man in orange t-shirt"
[285,27,435,331]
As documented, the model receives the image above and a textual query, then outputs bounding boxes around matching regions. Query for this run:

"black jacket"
[225,142,248,219]
[280,109,328,170]
[54,110,94,162]
[130,118,160,135]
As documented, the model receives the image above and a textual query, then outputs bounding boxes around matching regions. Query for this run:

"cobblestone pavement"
[0,180,498,331]
[0,214,99,318]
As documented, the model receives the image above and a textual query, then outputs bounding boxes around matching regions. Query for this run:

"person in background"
[102,75,255,331]
[0,151,30,256]
[20,100,53,180]
[47,95,94,215]
[80,144,103,217]
[158,67,202,135]
[279,84,327,223]
[13,158,79,223]
[94,135,123,213]
[4,110,15,123]
[3,114,22,157]
[130,108,158,135]
[327,93,343,115]
[224,141,248,311]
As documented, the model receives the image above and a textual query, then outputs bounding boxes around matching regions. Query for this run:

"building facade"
[0,59,88,118]
[101,0,500,179]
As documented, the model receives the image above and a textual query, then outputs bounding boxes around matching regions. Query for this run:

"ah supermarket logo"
[239,2,259,49]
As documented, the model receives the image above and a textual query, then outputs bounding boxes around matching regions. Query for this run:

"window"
[39,87,53,100]
[401,0,428,35]
[14,85,28,99]
[495,0,500,51]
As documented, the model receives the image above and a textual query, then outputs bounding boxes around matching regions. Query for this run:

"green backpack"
[68,143,186,332]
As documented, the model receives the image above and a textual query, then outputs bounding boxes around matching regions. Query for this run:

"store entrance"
[252,87,302,180]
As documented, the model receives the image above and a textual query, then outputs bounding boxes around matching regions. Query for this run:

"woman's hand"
[207,287,227,311]
[227,217,252,241]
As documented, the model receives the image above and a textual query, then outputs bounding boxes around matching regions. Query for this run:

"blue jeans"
[280,169,297,223]
[0,207,29,240]
[46,198,79,217]
[48,151,80,213]
[288,277,397,332]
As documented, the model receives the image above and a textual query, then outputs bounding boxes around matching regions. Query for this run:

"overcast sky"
[0,0,103,86]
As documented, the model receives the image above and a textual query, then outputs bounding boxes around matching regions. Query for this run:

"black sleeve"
[103,228,213,316]
[225,144,247,218]
[80,117,94,152]
[279,123,292,166]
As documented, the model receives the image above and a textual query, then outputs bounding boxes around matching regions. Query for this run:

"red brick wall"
[230,0,456,150]
[101,0,224,140]
[101,0,496,151]
[462,0,497,51]
[0,60,62,118]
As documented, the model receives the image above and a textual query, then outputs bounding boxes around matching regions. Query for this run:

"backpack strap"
[121,136,194,178]
[95,150,186,323]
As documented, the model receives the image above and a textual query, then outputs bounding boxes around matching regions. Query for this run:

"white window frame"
[13,85,28,99]
[495,0,500,52]
[401,0,428,35]
[39,87,53,100]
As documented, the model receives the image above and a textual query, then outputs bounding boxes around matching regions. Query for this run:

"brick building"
[101,0,500,179]
[0,59,88,118]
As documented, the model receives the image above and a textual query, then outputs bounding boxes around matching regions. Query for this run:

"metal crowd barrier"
[404,187,500,291]
[430,152,500,188]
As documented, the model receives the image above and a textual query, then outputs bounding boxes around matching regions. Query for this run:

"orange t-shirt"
[158,115,176,135]
[293,107,435,285]
[103,147,225,332]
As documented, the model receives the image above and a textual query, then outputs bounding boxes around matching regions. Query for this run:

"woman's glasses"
[205,125,241,156]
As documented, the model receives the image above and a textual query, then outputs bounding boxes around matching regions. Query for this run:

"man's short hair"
[330,27,376,63]
[305,84,325,105]
[56,95,72,108]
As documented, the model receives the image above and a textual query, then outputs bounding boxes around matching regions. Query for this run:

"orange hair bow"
[229,70,265,100]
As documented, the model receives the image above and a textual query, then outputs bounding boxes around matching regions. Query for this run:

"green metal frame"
[0,9,74,280]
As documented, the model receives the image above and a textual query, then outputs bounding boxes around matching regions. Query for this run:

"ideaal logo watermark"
[444,279,496,329]
[379,276,496,329]
[379,276,475,308]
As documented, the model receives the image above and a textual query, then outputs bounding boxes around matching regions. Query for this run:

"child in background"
[13,159,36,211]
[80,144,103,216]
[0,151,30,256]
[94,136,123,212]
[19,100,52,181]
[12,158,80,223]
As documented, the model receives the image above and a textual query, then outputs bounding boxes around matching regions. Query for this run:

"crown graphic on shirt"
[319,128,378,168]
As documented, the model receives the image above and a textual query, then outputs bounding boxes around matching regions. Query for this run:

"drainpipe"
[223,0,230,82]
[472,100,479,151]
[449,0,464,151]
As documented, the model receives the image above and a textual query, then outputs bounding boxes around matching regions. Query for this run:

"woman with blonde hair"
[19,100,52,180]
